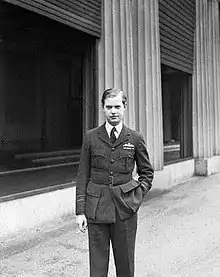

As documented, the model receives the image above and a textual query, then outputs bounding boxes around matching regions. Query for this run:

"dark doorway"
[40,53,83,150]
[0,1,97,176]
[162,65,193,163]
[0,1,95,154]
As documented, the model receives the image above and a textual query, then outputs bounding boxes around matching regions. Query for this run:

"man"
[76,88,154,277]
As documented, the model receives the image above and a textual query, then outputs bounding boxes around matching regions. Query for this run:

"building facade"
[98,0,220,180]
[0,0,220,178]
[1,0,220,237]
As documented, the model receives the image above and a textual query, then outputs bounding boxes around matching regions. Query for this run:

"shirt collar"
[105,121,123,137]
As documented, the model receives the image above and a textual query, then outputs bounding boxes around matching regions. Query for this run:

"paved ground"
[1,173,220,276]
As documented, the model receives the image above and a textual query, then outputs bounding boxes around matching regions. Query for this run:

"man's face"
[103,93,126,126]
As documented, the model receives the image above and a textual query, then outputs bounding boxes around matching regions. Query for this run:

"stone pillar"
[208,0,220,156]
[194,0,220,175]
[193,0,213,159]
[132,0,163,170]
[98,0,135,129]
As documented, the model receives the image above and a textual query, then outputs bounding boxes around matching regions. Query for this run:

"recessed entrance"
[162,65,193,163]
[0,1,97,181]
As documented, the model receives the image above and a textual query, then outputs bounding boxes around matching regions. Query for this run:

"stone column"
[193,0,213,159]
[208,0,220,156]
[98,0,135,129]
[132,0,163,170]
[193,0,220,175]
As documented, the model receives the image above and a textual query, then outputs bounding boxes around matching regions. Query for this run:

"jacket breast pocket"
[119,151,135,172]
[85,182,102,220]
[91,149,107,169]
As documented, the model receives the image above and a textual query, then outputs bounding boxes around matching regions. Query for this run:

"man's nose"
[111,107,117,113]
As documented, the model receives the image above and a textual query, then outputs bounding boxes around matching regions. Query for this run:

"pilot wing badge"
[123,142,135,150]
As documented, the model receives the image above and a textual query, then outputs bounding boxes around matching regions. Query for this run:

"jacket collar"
[96,123,131,147]
[105,121,123,138]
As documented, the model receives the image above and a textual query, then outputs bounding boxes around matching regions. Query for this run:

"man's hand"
[76,214,87,233]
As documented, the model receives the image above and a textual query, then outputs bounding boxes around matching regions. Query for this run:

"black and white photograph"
[1,0,220,276]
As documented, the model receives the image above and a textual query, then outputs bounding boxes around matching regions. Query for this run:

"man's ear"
[124,102,128,109]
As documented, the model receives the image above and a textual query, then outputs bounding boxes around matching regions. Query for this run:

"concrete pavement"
[1,173,220,276]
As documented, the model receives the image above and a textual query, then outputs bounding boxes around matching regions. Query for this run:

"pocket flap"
[119,151,134,159]
[86,181,102,197]
[120,180,140,193]
[92,149,106,157]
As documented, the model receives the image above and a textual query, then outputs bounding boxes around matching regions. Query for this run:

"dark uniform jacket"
[75,123,154,223]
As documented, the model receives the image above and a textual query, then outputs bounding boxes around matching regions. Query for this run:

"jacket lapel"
[96,123,131,147]
[114,125,130,147]
[96,124,111,146]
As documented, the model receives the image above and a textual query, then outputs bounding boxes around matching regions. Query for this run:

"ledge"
[0,181,75,203]
[153,158,195,189]
[195,155,220,176]
[1,157,219,238]
[0,184,76,238]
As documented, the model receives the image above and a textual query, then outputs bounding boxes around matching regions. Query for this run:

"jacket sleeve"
[134,132,154,192]
[75,132,91,215]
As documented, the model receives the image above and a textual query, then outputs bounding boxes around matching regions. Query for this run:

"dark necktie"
[110,127,117,144]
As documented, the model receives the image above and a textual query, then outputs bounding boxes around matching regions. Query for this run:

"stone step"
[15,148,81,160]
[32,154,80,164]
[0,149,81,174]
[0,164,78,198]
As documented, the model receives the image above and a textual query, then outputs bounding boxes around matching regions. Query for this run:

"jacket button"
[111,159,114,164]
[112,147,115,151]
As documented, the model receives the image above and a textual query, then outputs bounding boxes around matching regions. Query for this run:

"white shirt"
[105,121,123,139]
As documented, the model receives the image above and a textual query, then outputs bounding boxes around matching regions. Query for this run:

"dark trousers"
[87,213,137,277]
